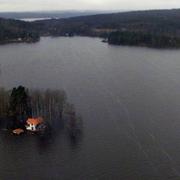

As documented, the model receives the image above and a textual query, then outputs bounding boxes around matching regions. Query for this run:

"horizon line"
[0,7,179,13]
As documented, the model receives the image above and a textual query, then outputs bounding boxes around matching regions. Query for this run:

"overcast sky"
[0,0,179,12]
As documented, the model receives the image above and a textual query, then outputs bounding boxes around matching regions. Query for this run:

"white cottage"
[26,117,43,131]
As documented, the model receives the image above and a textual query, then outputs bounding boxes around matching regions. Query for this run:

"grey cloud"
[0,0,179,11]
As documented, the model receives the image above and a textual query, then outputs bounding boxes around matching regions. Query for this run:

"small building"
[13,128,24,135]
[26,117,43,132]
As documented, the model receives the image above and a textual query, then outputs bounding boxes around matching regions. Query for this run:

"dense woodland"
[2,9,180,47]
[31,9,180,36]
[0,18,39,43]
[108,31,180,48]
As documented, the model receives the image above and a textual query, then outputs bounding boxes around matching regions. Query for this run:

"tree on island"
[9,86,32,127]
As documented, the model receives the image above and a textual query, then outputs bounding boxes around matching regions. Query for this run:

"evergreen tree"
[9,86,32,125]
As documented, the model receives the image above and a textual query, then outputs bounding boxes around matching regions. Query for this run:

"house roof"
[13,128,24,135]
[27,117,43,126]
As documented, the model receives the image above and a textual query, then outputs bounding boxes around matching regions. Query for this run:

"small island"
[0,86,82,137]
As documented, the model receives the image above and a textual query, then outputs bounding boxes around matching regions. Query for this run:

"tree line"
[108,31,180,48]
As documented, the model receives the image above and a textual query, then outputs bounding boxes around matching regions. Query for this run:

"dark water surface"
[1,37,180,179]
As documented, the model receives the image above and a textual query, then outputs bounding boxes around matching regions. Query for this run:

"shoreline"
[1,35,180,49]
[0,38,40,45]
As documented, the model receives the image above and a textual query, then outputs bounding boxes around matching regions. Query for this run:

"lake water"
[1,37,180,179]
[20,18,52,22]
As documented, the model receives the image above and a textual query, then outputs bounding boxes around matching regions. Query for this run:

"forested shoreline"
[2,9,180,47]
[0,18,40,44]
[107,31,180,48]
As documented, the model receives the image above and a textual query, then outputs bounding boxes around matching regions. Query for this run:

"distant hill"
[31,9,180,47]
[32,9,180,35]
[0,10,114,20]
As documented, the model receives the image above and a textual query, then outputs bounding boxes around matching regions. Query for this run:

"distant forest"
[2,9,180,47]
[0,18,39,44]
[108,31,180,48]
